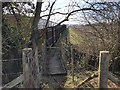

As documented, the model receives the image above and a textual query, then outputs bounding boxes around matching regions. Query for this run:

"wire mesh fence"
[2,58,23,85]
[58,33,100,88]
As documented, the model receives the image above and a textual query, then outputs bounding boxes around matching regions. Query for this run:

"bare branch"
[76,72,98,88]
[45,0,57,27]
[40,12,68,18]
[10,3,21,28]
[56,8,99,26]
[82,10,106,47]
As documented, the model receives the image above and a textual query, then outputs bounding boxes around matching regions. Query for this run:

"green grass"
[69,28,83,45]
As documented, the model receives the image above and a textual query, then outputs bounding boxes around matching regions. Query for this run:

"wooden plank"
[76,71,120,88]
[2,74,23,88]
[48,50,66,75]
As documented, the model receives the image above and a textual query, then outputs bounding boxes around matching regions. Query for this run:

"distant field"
[69,28,83,45]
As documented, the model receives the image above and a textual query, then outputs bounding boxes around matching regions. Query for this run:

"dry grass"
[69,28,83,45]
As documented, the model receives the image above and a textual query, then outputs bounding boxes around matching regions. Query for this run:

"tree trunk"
[30,1,42,87]
[31,2,42,45]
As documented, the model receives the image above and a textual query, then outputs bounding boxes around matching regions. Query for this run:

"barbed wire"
[2,72,23,76]
[2,36,98,88]
[1,58,22,62]
[59,40,99,88]
[2,57,23,86]
[1,54,42,62]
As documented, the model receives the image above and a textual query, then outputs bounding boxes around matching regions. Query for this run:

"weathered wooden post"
[0,2,2,87]
[71,45,75,88]
[41,41,48,75]
[22,48,39,88]
[60,34,65,61]
[0,31,2,88]
[98,51,110,88]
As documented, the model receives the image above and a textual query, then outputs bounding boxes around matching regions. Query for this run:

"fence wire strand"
[2,58,22,62]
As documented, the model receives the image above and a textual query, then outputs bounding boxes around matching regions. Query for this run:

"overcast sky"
[32,0,120,25]
[33,0,83,25]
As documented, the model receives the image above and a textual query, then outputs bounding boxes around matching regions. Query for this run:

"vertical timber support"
[98,51,110,88]
[71,45,74,88]
[42,42,47,75]
[60,34,65,61]
[22,48,39,88]
[0,2,2,88]
[34,46,39,73]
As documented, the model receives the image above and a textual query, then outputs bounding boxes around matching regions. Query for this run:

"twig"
[76,72,98,88]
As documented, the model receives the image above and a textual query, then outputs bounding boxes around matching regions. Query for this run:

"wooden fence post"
[98,51,110,88]
[22,48,39,88]
[41,41,47,75]
[60,34,65,62]
[0,2,2,88]
[71,45,75,88]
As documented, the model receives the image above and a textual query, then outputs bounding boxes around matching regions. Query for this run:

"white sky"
[33,0,84,25]
[32,0,120,25]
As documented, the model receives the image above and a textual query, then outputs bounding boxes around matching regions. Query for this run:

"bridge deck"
[47,48,66,75]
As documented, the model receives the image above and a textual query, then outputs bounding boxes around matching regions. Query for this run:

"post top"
[23,48,32,51]
[100,51,109,53]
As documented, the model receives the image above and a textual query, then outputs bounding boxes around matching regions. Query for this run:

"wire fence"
[2,58,22,62]
[2,36,97,88]
[2,57,23,86]
[2,72,23,76]
[58,34,100,88]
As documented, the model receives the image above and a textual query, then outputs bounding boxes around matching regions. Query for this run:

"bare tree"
[74,1,120,56]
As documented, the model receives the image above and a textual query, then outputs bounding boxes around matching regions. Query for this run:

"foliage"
[2,14,34,57]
